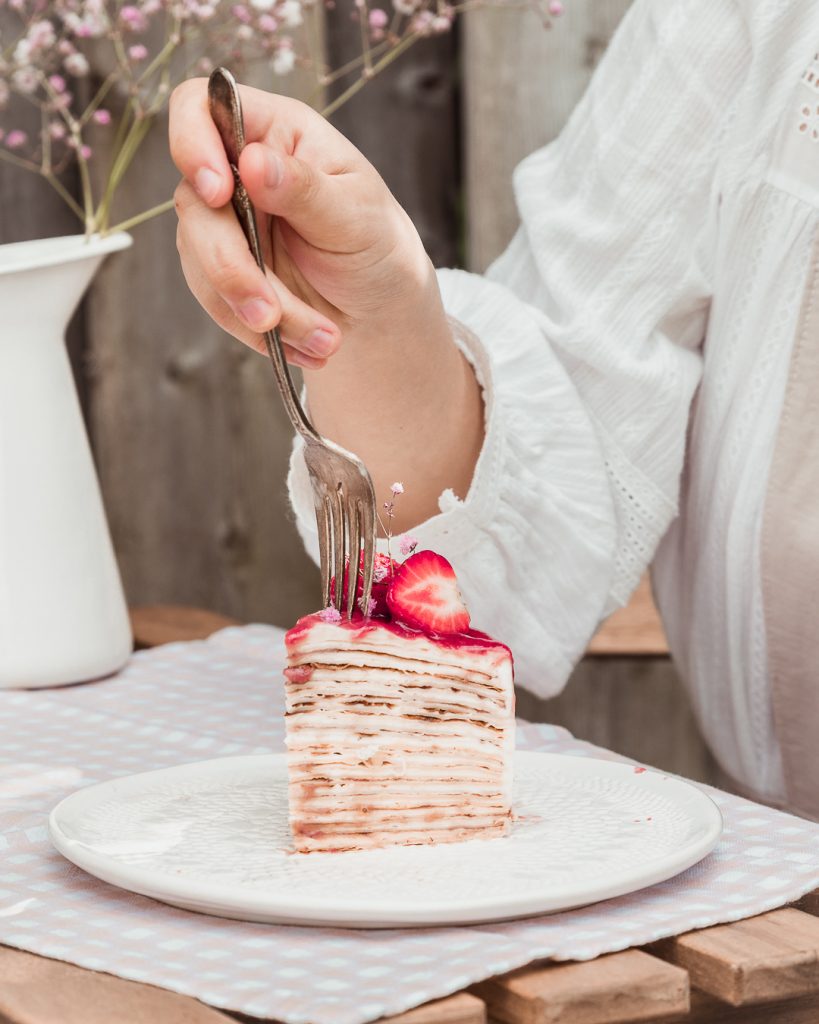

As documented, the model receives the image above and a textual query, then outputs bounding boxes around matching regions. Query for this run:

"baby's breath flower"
[6,130,28,149]
[272,42,295,74]
[128,43,149,60]
[11,67,38,93]
[318,606,342,623]
[63,52,90,76]
[390,481,404,495]
[279,0,303,26]
[398,534,418,556]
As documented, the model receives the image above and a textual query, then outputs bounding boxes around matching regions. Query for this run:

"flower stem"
[79,72,119,127]
[321,32,420,118]
[43,173,86,221]
[106,197,175,236]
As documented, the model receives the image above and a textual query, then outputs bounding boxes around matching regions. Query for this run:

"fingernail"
[264,152,284,189]
[290,351,326,371]
[195,167,222,203]
[237,298,275,330]
[304,328,337,357]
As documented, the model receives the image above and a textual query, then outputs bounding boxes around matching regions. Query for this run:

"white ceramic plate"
[49,752,722,927]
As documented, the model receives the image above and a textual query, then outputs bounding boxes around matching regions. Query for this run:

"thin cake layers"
[284,614,515,853]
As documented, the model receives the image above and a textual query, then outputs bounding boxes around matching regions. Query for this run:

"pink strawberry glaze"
[285,610,513,662]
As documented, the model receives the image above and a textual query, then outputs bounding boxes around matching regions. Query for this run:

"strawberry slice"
[386,550,471,634]
[331,551,397,618]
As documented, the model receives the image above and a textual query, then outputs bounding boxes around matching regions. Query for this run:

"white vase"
[0,232,133,688]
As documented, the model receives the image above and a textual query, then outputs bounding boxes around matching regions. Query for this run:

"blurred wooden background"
[0,0,731,789]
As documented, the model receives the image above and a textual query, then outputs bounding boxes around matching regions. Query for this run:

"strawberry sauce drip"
[285,610,512,658]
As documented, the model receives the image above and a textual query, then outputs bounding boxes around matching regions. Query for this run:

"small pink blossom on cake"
[399,534,418,556]
[390,481,404,496]
[318,606,342,624]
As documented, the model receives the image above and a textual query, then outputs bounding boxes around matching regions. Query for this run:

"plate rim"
[48,751,723,927]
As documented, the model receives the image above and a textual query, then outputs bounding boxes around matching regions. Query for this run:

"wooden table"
[1,606,817,1024]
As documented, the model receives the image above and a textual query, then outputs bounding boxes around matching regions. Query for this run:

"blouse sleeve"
[288,0,750,697]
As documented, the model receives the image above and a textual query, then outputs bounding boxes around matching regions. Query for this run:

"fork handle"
[208,68,321,445]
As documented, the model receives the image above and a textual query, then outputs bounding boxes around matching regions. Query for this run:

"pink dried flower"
[80,144,93,159]
[259,13,278,30]
[49,122,66,140]
[27,20,56,51]
[120,5,148,31]
[93,109,112,125]
[366,597,377,616]
[233,3,252,20]
[398,534,418,556]
[373,563,389,583]
[369,7,387,27]
[128,44,149,60]
[318,606,342,623]
[6,130,28,149]
[390,481,404,495]
[48,74,67,93]
[548,0,563,14]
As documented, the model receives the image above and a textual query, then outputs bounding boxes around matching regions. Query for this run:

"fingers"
[174,180,341,366]
[239,143,357,254]
[169,78,235,208]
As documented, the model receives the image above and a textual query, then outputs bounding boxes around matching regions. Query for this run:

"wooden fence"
[0,1,729,788]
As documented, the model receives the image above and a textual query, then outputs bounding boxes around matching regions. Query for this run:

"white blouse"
[289,0,819,805]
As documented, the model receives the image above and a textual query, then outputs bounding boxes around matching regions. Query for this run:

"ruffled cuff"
[287,268,617,696]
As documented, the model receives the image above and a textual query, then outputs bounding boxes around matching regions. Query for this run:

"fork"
[207,67,376,618]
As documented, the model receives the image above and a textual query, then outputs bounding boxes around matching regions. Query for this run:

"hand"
[170,78,436,370]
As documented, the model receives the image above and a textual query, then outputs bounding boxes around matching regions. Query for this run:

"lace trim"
[589,420,677,612]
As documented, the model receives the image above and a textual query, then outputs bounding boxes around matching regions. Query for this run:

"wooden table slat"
[130,605,241,649]
[472,949,689,1024]
[658,988,819,1024]
[0,946,234,1024]
[651,907,819,1007]
[384,993,486,1024]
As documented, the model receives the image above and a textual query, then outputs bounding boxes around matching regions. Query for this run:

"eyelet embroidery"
[797,103,819,143]
[797,53,819,142]
[766,48,819,205]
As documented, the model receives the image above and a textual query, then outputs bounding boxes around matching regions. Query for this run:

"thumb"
[239,142,353,253]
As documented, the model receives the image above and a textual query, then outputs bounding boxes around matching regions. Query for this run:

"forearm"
[303,264,484,533]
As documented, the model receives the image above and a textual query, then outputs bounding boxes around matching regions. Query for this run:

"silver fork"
[208,67,376,617]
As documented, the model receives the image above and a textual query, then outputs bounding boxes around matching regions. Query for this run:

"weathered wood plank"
[384,992,486,1024]
[326,22,459,268]
[795,889,819,918]
[588,577,668,657]
[473,950,689,1024]
[516,656,729,788]
[0,946,233,1024]
[463,0,633,272]
[651,909,819,1007]
[0,47,88,408]
[130,605,241,648]
[84,66,321,629]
